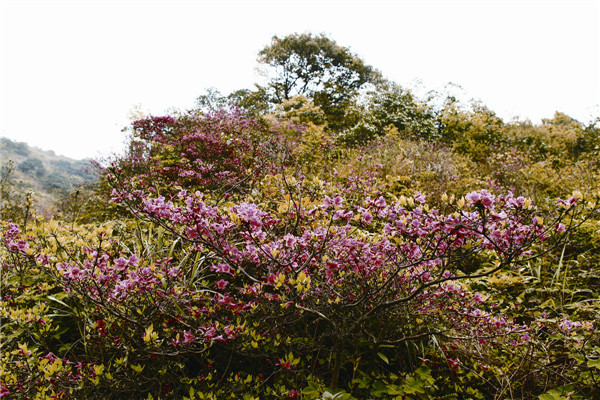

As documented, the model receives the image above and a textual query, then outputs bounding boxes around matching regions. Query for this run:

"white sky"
[1,0,599,160]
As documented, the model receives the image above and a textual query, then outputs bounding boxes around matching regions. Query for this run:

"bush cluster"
[2,106,599,400]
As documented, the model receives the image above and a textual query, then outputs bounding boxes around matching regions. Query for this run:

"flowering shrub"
[108,109,296,201]
[2,109,599,399]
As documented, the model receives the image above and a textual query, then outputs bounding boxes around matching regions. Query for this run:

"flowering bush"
[1,110,599,399]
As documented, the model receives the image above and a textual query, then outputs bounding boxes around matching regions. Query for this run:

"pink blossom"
[203,327,216,340]
[359,213,372,225]
[211,263,233,275]
[224,325,236,339]
[283,234,297,248]
[333,195,344,208]
[0,383,10,398]
[414,192,426,204]
[277,359,292,370]
[447,358,459,370]
[182,330,195,344]
[128,254,140,266]
[113,257,129,271]
[465,192,481,204]
[215,279,229,289]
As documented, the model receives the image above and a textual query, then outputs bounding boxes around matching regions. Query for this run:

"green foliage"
[575,117,600,158]
[195,86,272,116]
[339,81,437,146]
[258,33,378,131]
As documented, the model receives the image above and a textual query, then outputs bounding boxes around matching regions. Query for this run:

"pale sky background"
[1,0,599,160]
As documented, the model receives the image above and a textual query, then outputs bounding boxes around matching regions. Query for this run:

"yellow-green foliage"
[330,126,484,204]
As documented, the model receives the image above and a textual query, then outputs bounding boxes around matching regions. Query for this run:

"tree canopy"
[258,33,379,130]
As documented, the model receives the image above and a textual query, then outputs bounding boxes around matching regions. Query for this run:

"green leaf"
[131,364,145,373]
[539,394,567,400]
[377,352,389,364]
[47,295,69,308]
[415,367,434,384]
[588,358,600,369]
[548,333,563,340]
[571,354,585,364]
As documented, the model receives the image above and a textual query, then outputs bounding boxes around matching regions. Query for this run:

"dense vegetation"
[1,34,599,400]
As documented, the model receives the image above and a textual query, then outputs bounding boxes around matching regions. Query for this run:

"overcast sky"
[1,0,598,160]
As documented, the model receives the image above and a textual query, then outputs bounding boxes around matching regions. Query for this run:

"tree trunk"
[330,339,342,390]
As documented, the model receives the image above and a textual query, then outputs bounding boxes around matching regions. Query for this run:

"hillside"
[0,137,97,212]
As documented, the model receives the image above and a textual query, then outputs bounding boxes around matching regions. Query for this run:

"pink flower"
[266,274,278,285]
[203,327,216,340]
[215,279,229,289]
[283,234,297,248]
[128,254,140,266]
[211,263,233,275]
[333,195,344,208]
[232,202,266,229]
[277,359,292,370]
[447,357,459,370]
[322,195,333,209]
[466,192,480,205]
[0,383,10,398]
[182,330,195,344]
[114,257,128,271]
[414,192,426,204]
[224,325,236,339]
[67,266,82,279]
[466,190,494,208]
[16,240,30,253]
[333,209,345,220]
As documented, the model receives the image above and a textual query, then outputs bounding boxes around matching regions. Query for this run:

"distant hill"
[0,137,98,211]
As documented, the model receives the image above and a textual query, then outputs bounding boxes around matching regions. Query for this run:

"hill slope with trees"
[1,137,97,217]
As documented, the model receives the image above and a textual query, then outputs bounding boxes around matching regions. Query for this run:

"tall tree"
[258,33,378,130]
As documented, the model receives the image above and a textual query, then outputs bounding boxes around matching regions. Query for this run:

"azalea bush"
[2,109,600,399]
